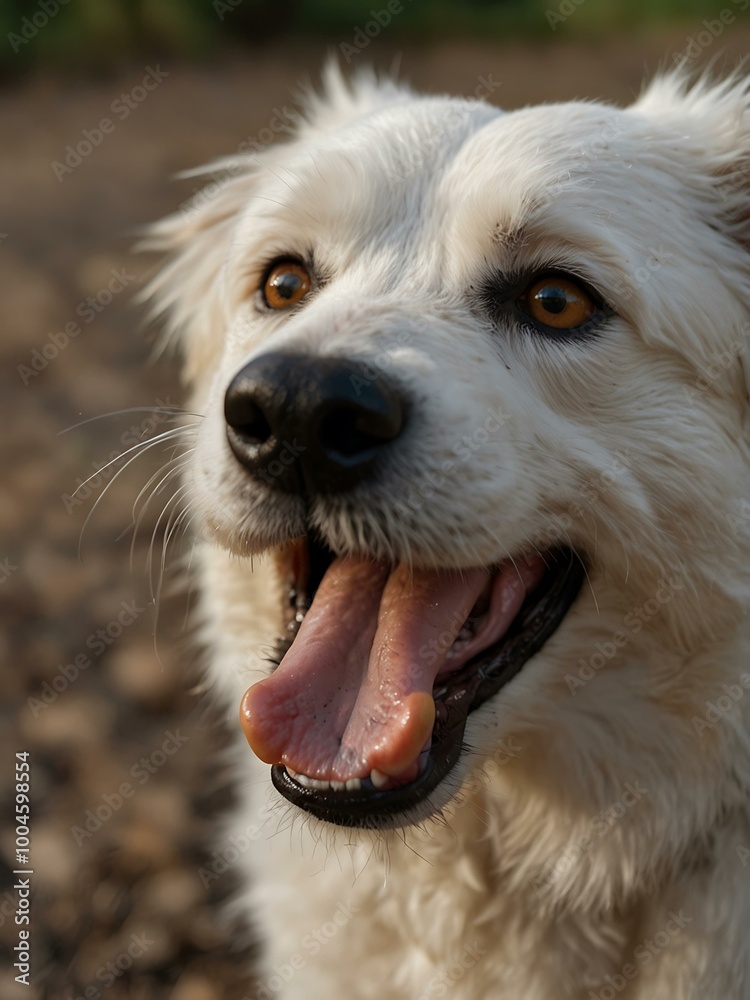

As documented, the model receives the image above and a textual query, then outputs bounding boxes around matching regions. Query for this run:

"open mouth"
[240,538,584,829]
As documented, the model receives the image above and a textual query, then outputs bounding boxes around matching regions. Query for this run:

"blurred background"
[2,2,749,998]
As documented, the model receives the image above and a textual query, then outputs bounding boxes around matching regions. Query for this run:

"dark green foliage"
[2,0,749,75]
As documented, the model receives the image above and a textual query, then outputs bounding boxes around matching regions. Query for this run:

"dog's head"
[146,65,750,893]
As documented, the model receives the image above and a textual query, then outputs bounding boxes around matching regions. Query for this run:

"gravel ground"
[3,29,750,1000]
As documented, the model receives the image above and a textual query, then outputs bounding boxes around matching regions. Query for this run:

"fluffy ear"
[632,70,750,403]
[633,70,750,231]
[295,58,412,139]
[139,163,263,386]
[140,60,410,387]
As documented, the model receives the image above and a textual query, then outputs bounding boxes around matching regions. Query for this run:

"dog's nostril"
[232,403,272,445]
[318,402,404,458]
[224,387,274,446]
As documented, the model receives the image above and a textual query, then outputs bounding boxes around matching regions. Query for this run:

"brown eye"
[263,260,311,310]
[520,275,598,331]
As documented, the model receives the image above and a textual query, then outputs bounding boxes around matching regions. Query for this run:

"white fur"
[146,65,750,998]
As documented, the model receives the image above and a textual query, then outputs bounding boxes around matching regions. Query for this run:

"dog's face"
[149,68,750,867]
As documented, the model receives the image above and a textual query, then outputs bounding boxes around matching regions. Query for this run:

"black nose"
[224,352,406,494]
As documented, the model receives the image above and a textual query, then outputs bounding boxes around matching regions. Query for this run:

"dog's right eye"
[262,260,312,310]
[515,273,604,336]
[518,274,599,332]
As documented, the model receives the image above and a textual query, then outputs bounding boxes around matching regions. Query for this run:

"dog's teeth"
[370,769,391,790]
[296,773,329,790]
[286,771,363,792]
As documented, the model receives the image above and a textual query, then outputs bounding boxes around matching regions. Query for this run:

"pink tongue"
[240,555,540,782]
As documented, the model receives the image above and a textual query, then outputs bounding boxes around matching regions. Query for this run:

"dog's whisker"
[162,501,196,580]
[162,497,192,569]
[76,427,197,559]
[148,483,192,596]
[129,455,194,570]
[130,449,192,516]
[145,483,189,608]
[58,406,201,435]
[131,450,194,525]
[74,424,198,496]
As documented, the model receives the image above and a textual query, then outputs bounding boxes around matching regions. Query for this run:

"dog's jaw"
[243,545,584,827]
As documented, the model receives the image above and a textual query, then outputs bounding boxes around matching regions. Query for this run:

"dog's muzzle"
[223,353,585,829]
[224,352,406,494]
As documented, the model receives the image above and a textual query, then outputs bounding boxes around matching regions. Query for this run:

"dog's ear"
[296,59,412,139]
[140,61,410,387]
[139,163,264,386]
[633,71,750,403]
[633,70,750,238]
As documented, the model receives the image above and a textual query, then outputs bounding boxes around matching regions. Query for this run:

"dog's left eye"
[263,260,312,310]
[517,275,599,332]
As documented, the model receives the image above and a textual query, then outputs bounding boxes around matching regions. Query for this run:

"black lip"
[270,548,586,829]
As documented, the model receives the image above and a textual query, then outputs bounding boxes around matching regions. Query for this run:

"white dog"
[145,64,750,999]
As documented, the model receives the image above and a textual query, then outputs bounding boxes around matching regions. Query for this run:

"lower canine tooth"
[370,769,390,790]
